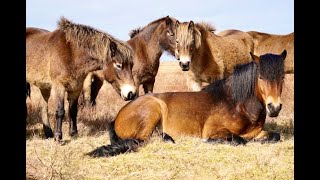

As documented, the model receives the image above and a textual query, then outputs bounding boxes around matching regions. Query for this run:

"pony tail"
[86,139,143,157]
[108,121,121,144]
[86,121,143,157]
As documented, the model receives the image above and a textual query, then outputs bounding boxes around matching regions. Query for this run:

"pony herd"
[26,16,294,157]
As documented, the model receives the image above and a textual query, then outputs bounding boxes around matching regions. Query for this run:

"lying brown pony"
[87,50,287,157]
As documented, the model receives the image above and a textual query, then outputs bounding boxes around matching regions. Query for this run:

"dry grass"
[26,61,294,179]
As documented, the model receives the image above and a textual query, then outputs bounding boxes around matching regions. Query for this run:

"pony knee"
[55,108,65,119]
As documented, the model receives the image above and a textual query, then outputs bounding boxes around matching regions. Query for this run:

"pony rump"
[230,61,257,103]
[58,16,133,64]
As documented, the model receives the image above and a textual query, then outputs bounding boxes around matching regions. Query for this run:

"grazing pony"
[26,17,135,142]
[87,50,287,157]
[82,16,177,106]
[247,31,294,73]
[174,21,254,91]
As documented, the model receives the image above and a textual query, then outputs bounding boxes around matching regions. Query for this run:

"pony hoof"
[54,133,62,142]
[268,132,280,142]
[43,125,53,138]
[261,132,281,144]
[44,129,54,139]
[69,130,78,137]
[228,135,247,146]
[162,133,175,144]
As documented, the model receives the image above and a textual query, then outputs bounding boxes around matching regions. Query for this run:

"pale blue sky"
[26,0,294,61]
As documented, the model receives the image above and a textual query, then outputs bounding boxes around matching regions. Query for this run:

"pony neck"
[190,29,223,80]
[128,22,164,63]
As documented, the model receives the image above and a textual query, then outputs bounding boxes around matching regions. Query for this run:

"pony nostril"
[277,104,282,111]
[128,91,134,100]
[267,103,273,111]
[177,58,180,60]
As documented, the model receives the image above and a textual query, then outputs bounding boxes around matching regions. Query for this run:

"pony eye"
[176,41,179,44]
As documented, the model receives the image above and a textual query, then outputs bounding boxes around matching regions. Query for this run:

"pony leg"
[142,79,155,94]
[39,88,53,138]
[82,72,93,107]
[187,75,202,91]
[204,129,247,146]
[133,75,141,99]
[68,91,81,137]
[90,73,104,106]
[51,82,66,142]
[254,130,281,143]
[82,72,104,107]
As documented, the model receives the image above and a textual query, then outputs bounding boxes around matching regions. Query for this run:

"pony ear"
[188,21,194,31]
[110,41,117,57]
[165,16,172,26]
[176,20,180,28]
[281,50,287,61]
[250,52,260,63]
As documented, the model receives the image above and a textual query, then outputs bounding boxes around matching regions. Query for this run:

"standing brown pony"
[174,21,254,91]
[26,17,136,142]
[87,51,287,157]
[247,31,294,73]
[82,16,177,105]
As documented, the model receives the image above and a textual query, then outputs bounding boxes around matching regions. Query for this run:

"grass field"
[26,61,294,179]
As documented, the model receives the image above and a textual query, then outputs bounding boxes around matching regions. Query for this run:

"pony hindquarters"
[87,95,166,157]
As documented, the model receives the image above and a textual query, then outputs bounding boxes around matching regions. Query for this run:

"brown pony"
[26,17,136,142]
[82,16,177,105]
[87,50,287,157]
[247,31,294,73]
[174,21,254,91]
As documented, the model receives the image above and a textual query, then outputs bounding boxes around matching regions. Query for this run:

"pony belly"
[162,114,204,138]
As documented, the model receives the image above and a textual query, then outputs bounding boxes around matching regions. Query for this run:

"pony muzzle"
[120,84,137,101]
[266,97,282,117]
[179,57,190,71]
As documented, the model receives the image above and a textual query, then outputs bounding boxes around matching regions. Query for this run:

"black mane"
[230,62,257,102]
[128,27,142,38]
[202,52,285,103]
